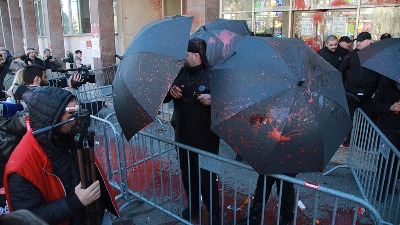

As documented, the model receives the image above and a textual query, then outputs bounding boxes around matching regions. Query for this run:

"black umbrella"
[191,19,250,66]
[358,38,400,82]
[211,37,352,174]
[196,18,250,36]
[113,16,193,140]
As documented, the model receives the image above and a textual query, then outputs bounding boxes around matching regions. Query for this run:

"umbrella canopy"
[113,16,193,140]
[211,37,351,174]
[195,18,250,36]
[191,19,250,66]
[358,38,400,82]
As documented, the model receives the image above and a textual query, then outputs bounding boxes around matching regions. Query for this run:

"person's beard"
[40,79,48,86]
[53,125,77,148]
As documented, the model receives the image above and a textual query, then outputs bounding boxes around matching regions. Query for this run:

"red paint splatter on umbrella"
[215,30,238,58]
[268,127,291,141]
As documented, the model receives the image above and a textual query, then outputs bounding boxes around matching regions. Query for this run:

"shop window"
[313,0,357,7]
[361,0,400,6]
[222,12,252,29]
[254,11,290,37]
[255,0,291,10]
[61,0,91,35]
[294,10,358,51]
[34,0,45,36]
[163,0,187,17]
[222,0,253,12]
[359,7,400,40]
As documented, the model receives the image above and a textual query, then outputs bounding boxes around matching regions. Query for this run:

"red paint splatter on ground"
[294,0,306,9]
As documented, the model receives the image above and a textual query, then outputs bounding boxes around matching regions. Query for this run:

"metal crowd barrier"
[324,108,400,224]
[92,111,390,224]
[90,114,130,210]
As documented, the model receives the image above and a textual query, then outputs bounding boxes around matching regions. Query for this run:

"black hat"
[380,33,392,40]
[355,32,372,42]
[338,36,351,43]
[187,38,209,68]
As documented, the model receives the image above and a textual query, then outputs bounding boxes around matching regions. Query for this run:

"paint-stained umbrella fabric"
[191,19,250,66]
[113,16,193,140]
[211,37,351,174]
[358,38,400,82]
[195,19,250,37]
[191,29,245,66]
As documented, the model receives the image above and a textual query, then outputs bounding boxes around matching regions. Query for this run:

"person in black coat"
[317,35,349,69]
[339,32,380,119]
[163,38,221,224]
[24,48,44,68]
[373,77,400,199]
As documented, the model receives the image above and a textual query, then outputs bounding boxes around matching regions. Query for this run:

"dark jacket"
[317,46,348,69]
[24,57,45,68]
[339,48,380,96]
[373,78,400,134]
[4,87,119,225]
[164,64,219,152]
[0,58,12,99]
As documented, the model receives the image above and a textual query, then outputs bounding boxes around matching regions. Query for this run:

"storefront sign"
[301,18,313,36]
[91,38,101,58]
[332,17,347,35]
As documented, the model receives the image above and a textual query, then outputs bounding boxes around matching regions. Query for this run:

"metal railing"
[324,108,400,224]
[91,110,390,224]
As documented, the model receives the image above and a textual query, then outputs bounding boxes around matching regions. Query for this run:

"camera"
[62,51,74,64]
[79,65,95,84]
[0,101,24,118]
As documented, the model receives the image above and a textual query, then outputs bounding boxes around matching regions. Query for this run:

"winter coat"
[339,48,380,96]
[373,78,400,134]
[164,64,219,152]
[317,46,348,69]
[3,87,119,225]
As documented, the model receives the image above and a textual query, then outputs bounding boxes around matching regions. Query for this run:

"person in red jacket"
[4,86,119,225]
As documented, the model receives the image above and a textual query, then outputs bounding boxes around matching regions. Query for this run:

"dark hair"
[75,50,82,54]
[43,48,51,54]
[22,65,45,85]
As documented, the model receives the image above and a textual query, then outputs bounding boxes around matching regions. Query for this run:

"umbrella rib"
[123,51,187,62]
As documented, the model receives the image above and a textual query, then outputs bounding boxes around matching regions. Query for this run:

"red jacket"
[4,130,120,224]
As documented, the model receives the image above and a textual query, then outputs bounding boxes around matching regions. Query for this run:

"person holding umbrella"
[373,77,400,199]
[163,38,221,224]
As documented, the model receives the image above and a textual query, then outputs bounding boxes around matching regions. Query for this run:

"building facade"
[0,0,398,69]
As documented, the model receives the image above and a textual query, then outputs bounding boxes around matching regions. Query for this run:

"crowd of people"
[0,30,399,225]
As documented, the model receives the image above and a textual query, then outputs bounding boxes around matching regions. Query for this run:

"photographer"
[4,86,120,225]
[43,48,62,71]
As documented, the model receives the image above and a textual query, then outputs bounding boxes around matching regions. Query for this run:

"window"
[163,0,187,17]
[61,0,91,35]
[34,0,45,36]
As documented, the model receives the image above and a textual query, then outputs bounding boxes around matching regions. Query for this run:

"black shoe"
[181,207,199,221]
[236,215,261,225]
